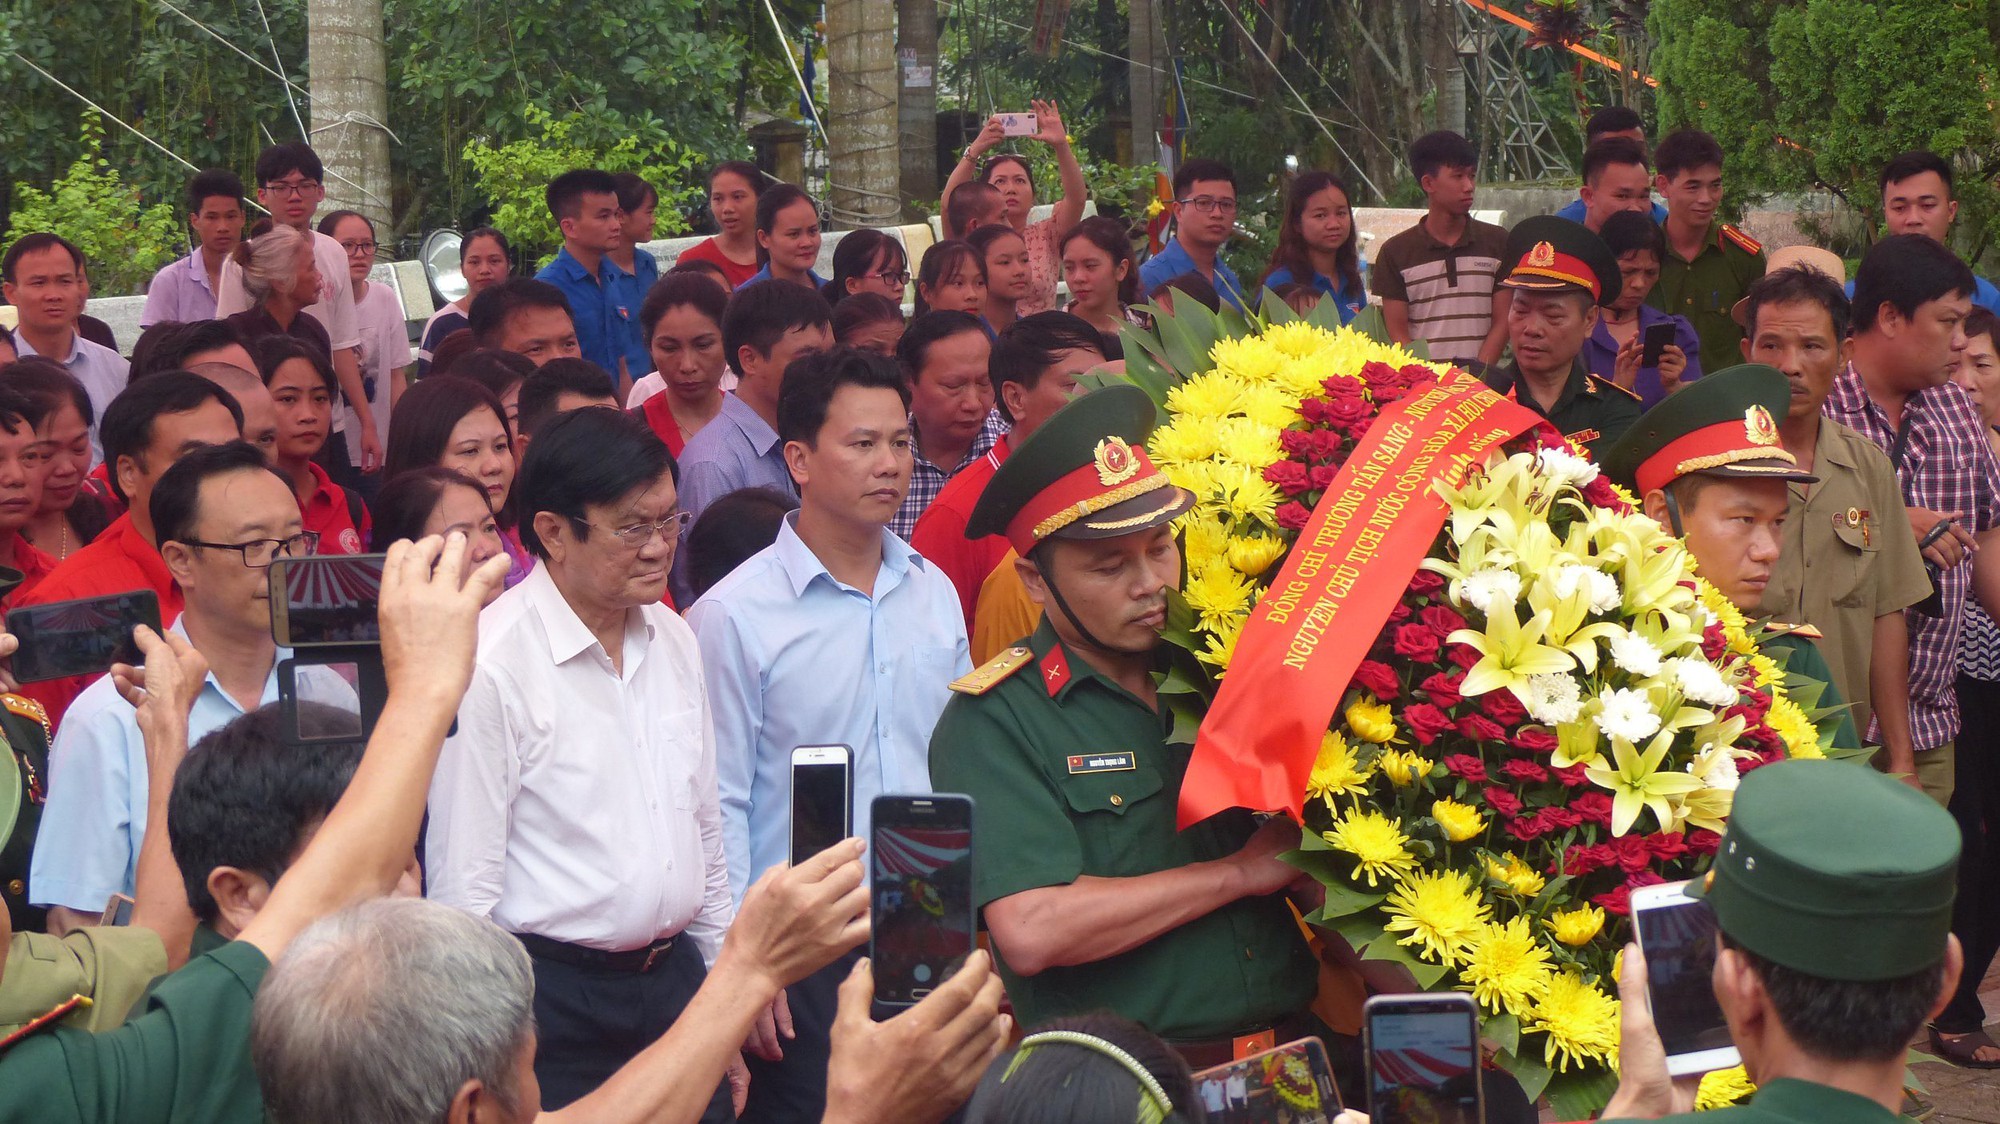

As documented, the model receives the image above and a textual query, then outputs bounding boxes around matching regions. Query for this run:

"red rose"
[1611,835,1655,874]
[1309,463,1339,489]
[1627,870,1666,890]
[1421,671,1464,708]
[1280,430,1315,457]
[1298,398,1332,425]
[1409,569,1446,598]
[1352,660,1401,700]
[1387,601,1414,623]
[1405,703,1455,745]
[1398,363,1438,387]
[1447,643,1483,672]
[1499,759,1548,784]
[1480,689,1527,725]
[1419,605,1468,636]
[1359,361,1400,387]
[1263,460,1311,495]
[1323,397,1373,434]
[1509,728,1558,755]
[1393,623,1444,663]
[1572,792,1614,826]
[1443,754,1488,781]
[1275,502,1312,531]
[1457,714,1505,743]
[1686,829,1722,855]
[1593,885,1635,915]
[1540,807,1584,831]
[1480,785,1523,817]
[1322,374,1365,398]
[1507,813,1553,841]
[1552,763,1590,787]
[1645,833,1690,861]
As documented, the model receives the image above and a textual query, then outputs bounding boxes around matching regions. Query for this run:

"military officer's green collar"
[1494,356,1593,417]
[1027,617,1163,712]
[1688,1077,1903,1124]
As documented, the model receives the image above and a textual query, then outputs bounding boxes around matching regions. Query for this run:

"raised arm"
[941,116,1008,227]
[110,626,209,969]
[1035,100,1088,238]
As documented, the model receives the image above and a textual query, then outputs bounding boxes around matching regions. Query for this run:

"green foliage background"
[2,112,184,295]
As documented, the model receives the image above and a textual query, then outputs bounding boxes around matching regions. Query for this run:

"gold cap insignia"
[1525,240,1556,268]
[1744,405,1780,447]
[1094,437,1140,486]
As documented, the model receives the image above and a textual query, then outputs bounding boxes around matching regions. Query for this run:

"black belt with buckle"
[514,931,678,973]
[1166,1012,1318,1070]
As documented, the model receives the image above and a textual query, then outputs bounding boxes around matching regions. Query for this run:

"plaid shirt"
[1823,364,2000,749]
[892,409,1009,540]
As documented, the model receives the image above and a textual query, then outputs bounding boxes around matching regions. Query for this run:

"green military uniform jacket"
[928,618,1318,1039]
[1647,222,1767,376]
[1764,630,1861,752]
[1630,1077,1902,1124]
[1758,418,1932,736]
[1482,357,1643,460]
[1,693,54,934]
[2,926,167,1037]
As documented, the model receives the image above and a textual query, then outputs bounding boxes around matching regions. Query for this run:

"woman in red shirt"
[675,161,765,289]
[250,337,371,553]
[632,273,729,458]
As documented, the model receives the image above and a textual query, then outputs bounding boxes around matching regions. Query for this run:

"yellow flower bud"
[1379,750,1418,786]
[1227,534,1287,576]
[1484,855,1546,897]
[1548,905,1606,947]
[1345,696,1397,744]
[1432,798,1485,842]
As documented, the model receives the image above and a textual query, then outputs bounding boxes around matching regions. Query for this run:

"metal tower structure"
[1456,2,1570,181]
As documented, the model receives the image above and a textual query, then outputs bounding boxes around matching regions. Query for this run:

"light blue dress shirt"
[29,620,357,912]
[1138,237,1247,311]
[671,392,800,604]
[139,250,219,328]
[687,512,970,900]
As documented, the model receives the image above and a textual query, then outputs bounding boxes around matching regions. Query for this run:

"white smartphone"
[997,112,1039,137]
[790,745,853,866]
[1631,879,1740,1076]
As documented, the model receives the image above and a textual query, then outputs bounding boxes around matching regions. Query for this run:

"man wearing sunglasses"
[1137,158,1247,311]
[30,441,354,934]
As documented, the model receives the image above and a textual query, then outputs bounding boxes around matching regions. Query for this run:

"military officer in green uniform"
[1605,364,1861,750]
[0,566,57,935]
[1599,760,1960,1124]
[1648,127,1767,375]
[1481,215,1643,459]
[929,384,1322,1068]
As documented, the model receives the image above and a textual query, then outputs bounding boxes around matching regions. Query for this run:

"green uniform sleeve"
[1,926,169,1035]
[929,692,1087,908]
[1773,634,1862,752]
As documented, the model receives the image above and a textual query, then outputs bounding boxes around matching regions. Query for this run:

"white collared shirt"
[426,561,732,958]
[13,330,128,465]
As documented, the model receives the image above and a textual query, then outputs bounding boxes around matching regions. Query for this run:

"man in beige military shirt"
[1739,257,1931,775]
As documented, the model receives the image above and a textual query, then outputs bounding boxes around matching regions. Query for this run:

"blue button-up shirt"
[29,620,357,911]
[671,392,799,603]
[139,250,220,327]
[535,246,650,381]
[687,512,970,899]
[1554,197,1668,225]
[1139,237,1247,310]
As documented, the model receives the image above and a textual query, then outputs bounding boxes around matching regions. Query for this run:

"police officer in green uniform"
[929,385,1322,1069]
[1604,364,1861,751]
[1599,760,1959,1124]
[1649,217,1766,377]
[0,566,57,935]
[1482,216,1643,459]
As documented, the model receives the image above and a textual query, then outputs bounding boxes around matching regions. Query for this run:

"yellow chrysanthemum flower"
[1165,371,1248,422]
[1227,534,1287,577]
[1696,580,1753,654]
[1695,1066,1757,1110]
[1211,463,1281,527]
[1184,565,1257,633]
[1196,611,1244,673]
[1378,749,1430,787]
[1747,652,1782,690]
[1547,905,1606,947]
[1322,809,1417,887]
[1431,798,1484,842]
[1766,695,1822,759]
[1260,320,1341,359]
[1208,335,1287,386]
[1180,514,1230,570]
[1529,972,1621,1071]
[1485,854,1546,897]
[1383,869,1491,965]
[1240,383,1304,428]
[1150,415,1225,465]
[1345,696,1398,744]
[1214,417,1286,472]
[1307,732,1374,802]
[1460,917,1555,1014]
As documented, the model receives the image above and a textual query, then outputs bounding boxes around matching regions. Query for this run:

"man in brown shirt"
[1372,131,1509,369]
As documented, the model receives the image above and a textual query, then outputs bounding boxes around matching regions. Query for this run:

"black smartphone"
[1193,1037,1342,1121]
[1631,880,1739,1075]
[870,793,975,1008]
[791,744,854,865]
[1641,321,1678,367]
[7,590,161,683]
[1364,993,1483,1124]
[268,554,387,647]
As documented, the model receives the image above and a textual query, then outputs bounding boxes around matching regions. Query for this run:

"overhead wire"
[154,0,310,98]
[250,0,309,141]
[1210,0,1386,200]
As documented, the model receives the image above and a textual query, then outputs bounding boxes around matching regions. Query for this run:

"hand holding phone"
[870,794,975,1007]
[1639,321,1678,368]
[7,590,161,684]
[1364,994,1482,1124]
[1630,880,1738,1075]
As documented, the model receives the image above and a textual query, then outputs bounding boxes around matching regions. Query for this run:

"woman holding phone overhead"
[1584,210,1701,408]
[941,99,1089,316]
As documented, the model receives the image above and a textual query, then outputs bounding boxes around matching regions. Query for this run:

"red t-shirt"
[636,395,688,459]
[676,238,761,290]
[5,539,57,610]
[910,434,1014,633]
[13,513,182,732]
[298,461,372,554]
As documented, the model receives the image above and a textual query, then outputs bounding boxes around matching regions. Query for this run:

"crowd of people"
[0,94,1996,1123]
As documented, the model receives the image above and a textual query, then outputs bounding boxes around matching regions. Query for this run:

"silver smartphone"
[789,744,853,865]
[1632,879,1739,1076]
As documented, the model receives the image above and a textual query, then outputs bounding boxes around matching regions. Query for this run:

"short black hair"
[254,143,324,187]
[1582,136,1650,185]
[545,168,620,224]
[1967,307,2000,355]
[778,346,912,447]
[150,440,285,549]
[1409,131,1477,181]
[914,241,983,317]
[101,371,245,504]
[990,311,1105,425]
[722,280,834,377]
[685,486,797,600]
[315,209,371,241]
[1,356,94,429]
[1148,270,1221,312]
[1743,265,1851,341]
[1584,105,1645,141]
[251,334,339,396]
[670,257,730,285]
[468,279,574,347]
[640,271,727,342]
[168,702,363,925]
[756,183,818,238]
[824,229,907,301]
[516,406,675,559]
[832,293,904,344]
[1171,157,1235,200]
[610,171,658,215]
[1722,932,1947,1063]
[130,320,251,381]
[460,226,510,265]
[2,233,84,284]
[896,311,986,385]
[1879,150,1955,199]
[1851,233,1976,334]
[450,349,534,409]
[0,382,47,437]
[966,1013,1196,1124]
[1654,128,1725,180]
[187,169,246,215]
[516,358,617,439]
[371,466,489,548]
[1599,209,1667,261]
[944,182,1003,241]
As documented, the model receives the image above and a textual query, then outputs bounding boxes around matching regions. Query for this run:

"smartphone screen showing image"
[269,555,386,647]
[1192,1037,1342,1123]
[870,794,974,1007]
[7,590,160,683]
[1633,882,1738,1074]
[790,745,852,865]
[1365,995,1481,1124]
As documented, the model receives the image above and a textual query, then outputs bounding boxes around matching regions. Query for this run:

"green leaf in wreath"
[1300,878,1388,921]
[1362,932,1450,988]
[1545,1066,1620,1119]
[1494,1048,1553,1103]
[1482,1012,1521,1058]
[1258,286,1300,325]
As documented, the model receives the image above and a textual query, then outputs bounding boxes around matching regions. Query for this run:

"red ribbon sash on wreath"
[1178,374,1548,828]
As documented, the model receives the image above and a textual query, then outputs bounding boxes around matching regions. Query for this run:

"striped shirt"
[892,409,1009,540]
[1370,218,1508,364]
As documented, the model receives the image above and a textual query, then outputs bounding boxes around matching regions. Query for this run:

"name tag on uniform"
[1067,752,1136,774]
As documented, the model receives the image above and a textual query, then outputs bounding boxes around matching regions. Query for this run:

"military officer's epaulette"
[1587,374,1643,401]
[949,646,1033,696]
[2,694,49,742]
[1719,224,1763,257]
[0,994,90,1055]
[1764,621,1825,640]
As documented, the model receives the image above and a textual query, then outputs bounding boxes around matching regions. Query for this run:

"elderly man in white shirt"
[426,405,738,1119]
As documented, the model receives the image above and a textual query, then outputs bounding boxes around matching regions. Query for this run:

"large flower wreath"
[1098,299,1845,1115]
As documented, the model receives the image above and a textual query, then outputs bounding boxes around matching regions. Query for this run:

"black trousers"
[739,948,863,1123]
[1941,674,2000,1033]
[525,935,733,1119]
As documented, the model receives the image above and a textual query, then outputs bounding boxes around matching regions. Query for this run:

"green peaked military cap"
[1602,364,1816,496]
[1688,760,1960,981]
[1499,215,1623,308]
[967,384,1195,557]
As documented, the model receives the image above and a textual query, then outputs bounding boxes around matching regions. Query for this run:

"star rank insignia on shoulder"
[948,646,1032,696]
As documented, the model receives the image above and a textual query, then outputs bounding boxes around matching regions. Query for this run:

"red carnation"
[1275,502,1312,531]
[1645,833,1691,861]
[1686,829,1722,855]
[1540,807,1585,831]
[1572,792,1614,826]
[1421,671,1464,708]
[1352,660,1401,700]
[1510,728,1558,755]
[1408,569,1446,597]
[1480,785,1523,817]
[1393,623,1444,663]
[1499,759,1548,784]
[1552,763,1590,788]
[1263,460,1311,495]
[1405,703,1455,744]
[1594,885,1635,915]
[1611,834,1656,874]
[1507,813,1553,841]
[1627,870,1666,890]
[1447,643,1483,672]
[1443,754,1488,781]
[1309,463,1339,490]
[1581,475,1623,510]
[1560,843,1612,876]
[1457,714,1506,743]
[1419,605,1468,636]
[1702,623,1728,661]
[1480,689,1527,725]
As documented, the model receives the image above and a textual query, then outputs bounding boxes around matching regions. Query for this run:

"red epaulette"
[1719,224,1763,256]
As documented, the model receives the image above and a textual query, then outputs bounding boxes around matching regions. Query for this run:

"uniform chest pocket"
[1829,511,1881,609]
[1057,765,1165,817]
[1057,764,1168,873]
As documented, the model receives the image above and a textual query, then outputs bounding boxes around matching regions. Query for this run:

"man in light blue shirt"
[1137,158,1247,310]
[688,347,968,1124]
[533,169,650,388]
[139,170,245,328]
[31,442,352,931]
